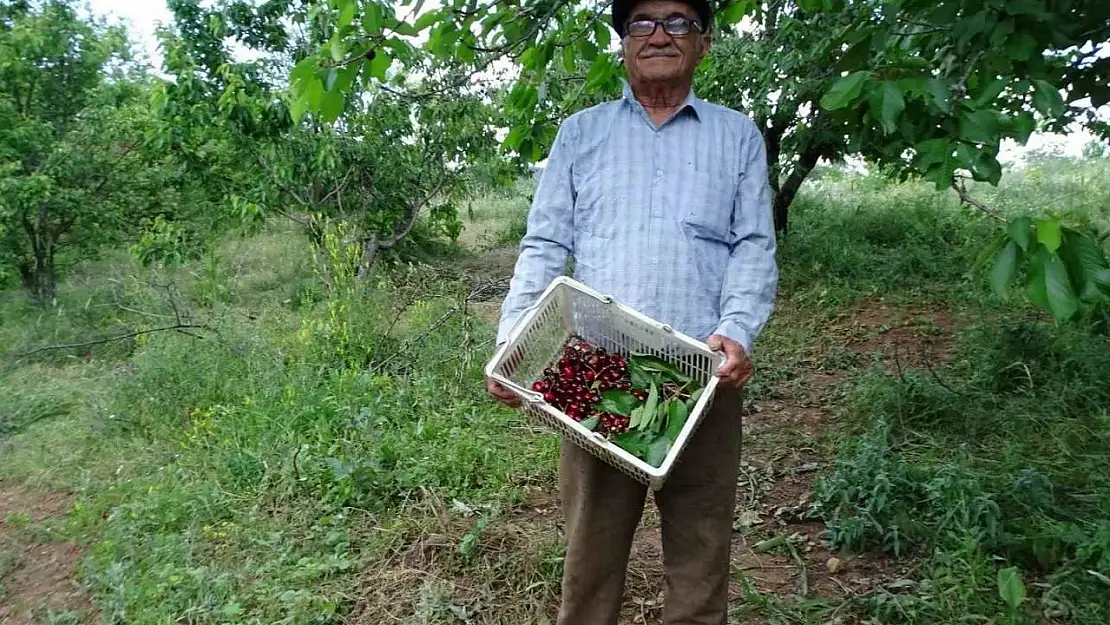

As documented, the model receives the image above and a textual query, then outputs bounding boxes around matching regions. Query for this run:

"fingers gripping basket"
[485,276,726,491]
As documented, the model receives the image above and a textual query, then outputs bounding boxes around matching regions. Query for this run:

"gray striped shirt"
[497,81,778,355]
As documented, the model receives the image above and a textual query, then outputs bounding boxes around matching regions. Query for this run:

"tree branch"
[275,207,313,228]
[12,323,210,359]
[254,147,310,206]
[380,174,449,249]
[21,212,39,256]
[369,277,505,373]
[319,165,356,205]
[89,141,140,197]
[465,0,606,56]
[374,0,585,101]
[951,176,1005,222]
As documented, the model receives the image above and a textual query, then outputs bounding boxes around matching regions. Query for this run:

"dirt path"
[0,485,95,625]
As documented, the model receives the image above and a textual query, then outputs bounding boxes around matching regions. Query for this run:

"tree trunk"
[773,188,792,234]
[20,204,57,305]
[355,178,445,277]
[772,147,822,235]
[357,236,381,279]
[42,231,56,304]
[760,117,789,233]
[17,260,35,294]
[17,243,55,304]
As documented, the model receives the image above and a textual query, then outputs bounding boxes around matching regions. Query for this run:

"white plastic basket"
[484,276,726,491]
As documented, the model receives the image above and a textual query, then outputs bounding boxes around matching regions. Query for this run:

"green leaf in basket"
[598,390,639,416]
[645,435,671,468]
[630,353,693,385]
[652,398,671,433]
[580,416,599,431]
[665,398,689,442]
[685,387,705,412]
[629,361,654,391]
[612,429,651,459]
[628,405,646,430]
[638,383,659,432]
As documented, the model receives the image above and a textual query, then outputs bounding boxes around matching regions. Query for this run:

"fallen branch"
[369,278,504,373]
[785,537,809,597]
[923,346,965,397]
[13,322,210,359]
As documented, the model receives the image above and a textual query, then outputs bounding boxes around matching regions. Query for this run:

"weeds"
[1,157,1108,624]
[780,174,997,305]
[813,317,1110,623]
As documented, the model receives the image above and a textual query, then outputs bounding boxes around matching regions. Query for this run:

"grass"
[1,218,561,623]
[0,155,1108,624]
[811,318,1110,623]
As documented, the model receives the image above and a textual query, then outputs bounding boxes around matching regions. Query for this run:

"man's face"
[621,0,710,85]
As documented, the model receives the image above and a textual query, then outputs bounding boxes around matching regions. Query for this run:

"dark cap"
[611,0,713,38]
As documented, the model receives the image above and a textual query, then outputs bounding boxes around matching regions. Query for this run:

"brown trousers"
[555,389,743,625]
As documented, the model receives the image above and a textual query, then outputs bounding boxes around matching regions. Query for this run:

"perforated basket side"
[488,283,571,393]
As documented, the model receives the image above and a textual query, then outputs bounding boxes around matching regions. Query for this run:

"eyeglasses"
[625,16,703,38]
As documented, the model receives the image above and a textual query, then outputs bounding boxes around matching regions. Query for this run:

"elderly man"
[487,0,778,622]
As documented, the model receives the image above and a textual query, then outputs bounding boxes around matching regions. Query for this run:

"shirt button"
[655,169,663,178]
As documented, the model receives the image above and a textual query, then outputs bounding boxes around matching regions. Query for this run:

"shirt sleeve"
[495,118,578,346]
[713,122,779,355]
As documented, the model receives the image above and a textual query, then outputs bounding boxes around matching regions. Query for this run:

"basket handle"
[501,279,614,347]
[560,276,613,305]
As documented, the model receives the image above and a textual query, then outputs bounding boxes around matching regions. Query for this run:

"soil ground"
[0,485,96,625]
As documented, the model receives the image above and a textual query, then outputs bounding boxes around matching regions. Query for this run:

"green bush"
[813,318,1110,623]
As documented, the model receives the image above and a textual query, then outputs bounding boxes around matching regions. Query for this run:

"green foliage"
[148,0,512,273]
[812,317,1110,623]
[998,566,1027,613]
[294,0,1105,223]
[778,175,996,303]
[984,217,1110,323]
[2,0,1109,618]
[1,159,1108,624]
[1,226,558,622]
[811,0,1107,184]
[0,1,150,302]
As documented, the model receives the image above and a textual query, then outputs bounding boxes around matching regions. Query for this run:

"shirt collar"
[621,80,706,122]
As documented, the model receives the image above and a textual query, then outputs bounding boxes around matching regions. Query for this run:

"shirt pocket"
[681,170,736,245]
[573,166,619,240]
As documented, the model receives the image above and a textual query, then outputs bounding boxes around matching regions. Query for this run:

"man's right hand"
[487,377,522,407]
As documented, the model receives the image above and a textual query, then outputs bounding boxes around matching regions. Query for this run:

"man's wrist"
[712,320,753,356]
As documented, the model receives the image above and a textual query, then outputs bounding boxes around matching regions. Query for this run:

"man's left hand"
[707,335,753,389]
